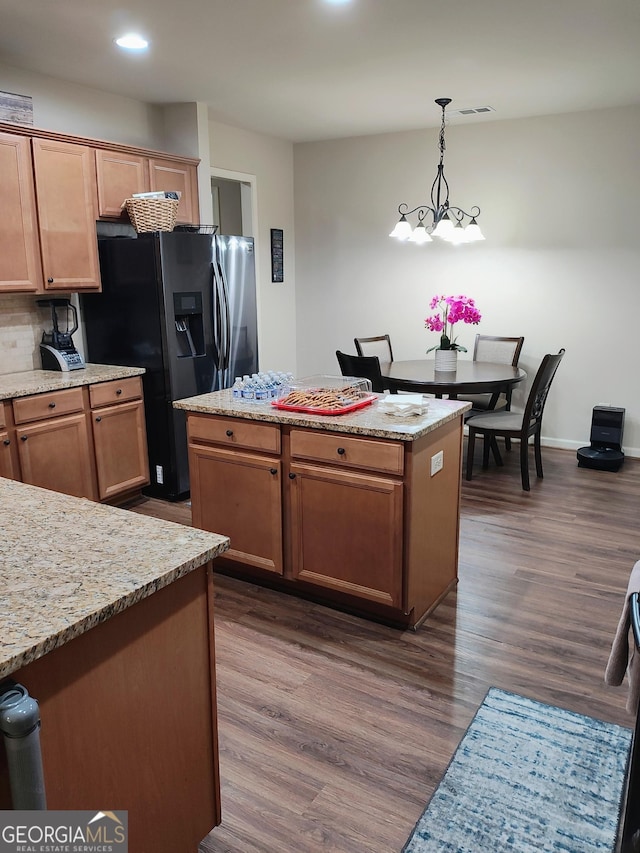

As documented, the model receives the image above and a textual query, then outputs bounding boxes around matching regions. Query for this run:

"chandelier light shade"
[389,98,485,245]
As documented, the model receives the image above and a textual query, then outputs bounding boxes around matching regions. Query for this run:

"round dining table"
[381,359,527,401]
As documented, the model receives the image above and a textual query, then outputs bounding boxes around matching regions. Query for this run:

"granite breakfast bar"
[175,389,471,628]
[0,477,229,852]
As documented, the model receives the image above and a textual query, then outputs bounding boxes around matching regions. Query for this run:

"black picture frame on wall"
[271,228,284,283]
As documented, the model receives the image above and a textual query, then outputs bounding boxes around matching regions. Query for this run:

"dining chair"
[460,334,525,413]
[353,334,394,364]
[465,349,565,491]
[336,350,400,393]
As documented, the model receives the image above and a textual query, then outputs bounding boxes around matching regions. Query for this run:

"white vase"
[434,348,458,372]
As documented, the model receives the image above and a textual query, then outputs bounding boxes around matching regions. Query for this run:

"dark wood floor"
[131,446,640,853]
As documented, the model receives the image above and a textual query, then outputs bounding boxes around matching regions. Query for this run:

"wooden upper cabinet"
[31,138,101,292]
[0,132,43,293]
[148,157,199,224]
[95,149,149,218]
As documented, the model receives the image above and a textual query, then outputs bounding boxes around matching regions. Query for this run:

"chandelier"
[389,98,484,245]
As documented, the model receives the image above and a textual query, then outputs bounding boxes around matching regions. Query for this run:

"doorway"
[211,176,254,237]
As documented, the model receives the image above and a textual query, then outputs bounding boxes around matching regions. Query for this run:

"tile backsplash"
[0,294,51,374]
[0,293,87,375]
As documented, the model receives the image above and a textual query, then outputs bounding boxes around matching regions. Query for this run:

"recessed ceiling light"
[114,33,149,51]
[324,0,353,4]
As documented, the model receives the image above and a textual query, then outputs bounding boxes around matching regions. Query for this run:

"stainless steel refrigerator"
[81,230,258,500]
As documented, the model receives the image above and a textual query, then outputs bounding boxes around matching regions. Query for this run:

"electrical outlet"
[156,464,164,485]
[430,450,444,476]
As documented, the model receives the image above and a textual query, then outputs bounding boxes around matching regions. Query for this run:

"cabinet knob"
[226,429,233,437]
[116,388,122,395]
[47,277,54,284]
[20,435,28,441]
[95,416,102,422]
[270,467,278,475]
[3,439,9,446]
[337,447,346,455]
[48,401,56,408]
[289,472,296,480]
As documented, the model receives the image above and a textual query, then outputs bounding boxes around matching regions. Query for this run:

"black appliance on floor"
[81,229,258,500]
[577,406,625,472]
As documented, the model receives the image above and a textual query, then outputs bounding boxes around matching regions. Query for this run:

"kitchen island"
[0,477,229,852]
[175,389,470,628]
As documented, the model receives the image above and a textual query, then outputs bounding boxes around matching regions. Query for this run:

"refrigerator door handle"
[219,256,232,376]
[212,261,223,371]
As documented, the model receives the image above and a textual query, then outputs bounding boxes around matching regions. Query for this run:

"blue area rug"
[403,688,632,853]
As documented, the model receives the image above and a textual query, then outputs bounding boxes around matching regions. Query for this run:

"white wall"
[0,62,164,148]
[209,120,297,374]
[294,106,640,456]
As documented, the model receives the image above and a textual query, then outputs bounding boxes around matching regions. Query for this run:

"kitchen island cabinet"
[177,390,470,628]
[0,478,229,853]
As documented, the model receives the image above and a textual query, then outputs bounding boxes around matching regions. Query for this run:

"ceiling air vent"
[448,106,495,117]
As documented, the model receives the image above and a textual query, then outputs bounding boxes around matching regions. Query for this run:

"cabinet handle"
[47,277,54,284]
[226,429,233,437]
[116,388,122,395]
[20,435,27,441]
[270,467,278,475]
[95,416,102,422]
[3,439,9,446]
[48,402,56,408]
[337,447,346,455]
[289,472,296,479]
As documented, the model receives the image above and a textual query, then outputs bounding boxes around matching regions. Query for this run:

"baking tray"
[271,393,377,416]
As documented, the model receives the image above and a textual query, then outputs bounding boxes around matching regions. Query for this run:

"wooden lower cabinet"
[16,411,96,499]
[188,413,464,627]
[6,377,150,503]
[289,461,403,607]
[92,398,149,500]
[190,443,283,574]
[0,431,18,479]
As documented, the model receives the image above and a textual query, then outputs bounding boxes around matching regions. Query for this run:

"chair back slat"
[473,335,524,367]
[354,334,393,363]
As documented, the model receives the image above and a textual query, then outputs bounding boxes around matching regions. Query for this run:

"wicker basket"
[123,197,179,233]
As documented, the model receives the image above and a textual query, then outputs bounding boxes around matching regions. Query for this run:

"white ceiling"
[1,0,640,143]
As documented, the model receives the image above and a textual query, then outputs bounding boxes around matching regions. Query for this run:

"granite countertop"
[0,478,229,679]
[0,364,146,401]
[175,388,471,441]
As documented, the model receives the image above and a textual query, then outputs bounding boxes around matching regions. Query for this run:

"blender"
[38,298,85,371]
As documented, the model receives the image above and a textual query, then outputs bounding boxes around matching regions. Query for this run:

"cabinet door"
[0,132,42,292]
[95,149,149,218]
[0,431,19,480]
[31,138,101,291]
[148,157,199,224]
[288,462,403,608]
[92,399,150,500]
[16,412,96,499]
[190,444,283,574]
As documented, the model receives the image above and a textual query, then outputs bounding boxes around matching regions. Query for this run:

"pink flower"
[425,294,482,352]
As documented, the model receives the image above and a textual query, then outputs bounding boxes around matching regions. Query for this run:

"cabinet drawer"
[90,376,143,408]
[13,387,85,424]
[289,429,404,475]
[188,414,280,454]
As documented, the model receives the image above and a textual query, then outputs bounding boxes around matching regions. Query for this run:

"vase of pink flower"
[425,294,482,370]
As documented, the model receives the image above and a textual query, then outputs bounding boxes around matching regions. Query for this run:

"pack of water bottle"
[231,371,295,403]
